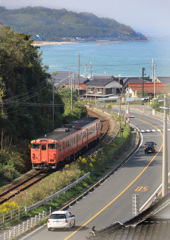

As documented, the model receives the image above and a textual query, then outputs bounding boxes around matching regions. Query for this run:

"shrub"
[0,202,19,215]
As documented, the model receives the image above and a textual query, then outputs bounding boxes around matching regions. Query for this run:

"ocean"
[39,36,170,78]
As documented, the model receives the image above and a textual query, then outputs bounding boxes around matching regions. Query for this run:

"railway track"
[0,109,111,205]
[0,171,50,205]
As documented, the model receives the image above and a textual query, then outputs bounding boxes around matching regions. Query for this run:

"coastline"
[32,39,149,47]
[32,41,76,46]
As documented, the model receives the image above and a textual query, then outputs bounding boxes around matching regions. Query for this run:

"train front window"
[31,144,39,149]
[42,145,46,150]
[48,144,58,149]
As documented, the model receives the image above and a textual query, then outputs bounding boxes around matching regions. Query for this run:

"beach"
[32,41,76,46]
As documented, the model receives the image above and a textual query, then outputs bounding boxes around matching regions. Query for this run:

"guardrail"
[25,172,90,213]
[0,172,90,240]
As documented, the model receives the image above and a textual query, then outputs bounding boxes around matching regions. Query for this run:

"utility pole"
[162,95,168,197]
[90,62,93,78]
[52,79,55,128]
[71,74,73,111]
[142,67,145,105]
[82,63,88,78]
[152,59,155,98]
[77,53,81,97]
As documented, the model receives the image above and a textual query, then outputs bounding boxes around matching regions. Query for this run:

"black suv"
[144,142,157,154]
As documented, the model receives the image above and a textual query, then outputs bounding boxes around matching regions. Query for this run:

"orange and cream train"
[31,117,101,170]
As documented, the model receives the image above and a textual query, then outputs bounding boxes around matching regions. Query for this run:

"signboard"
[127,113,131,117]
[126,98,134,102]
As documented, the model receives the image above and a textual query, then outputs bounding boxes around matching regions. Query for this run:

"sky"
[0,0,170,35]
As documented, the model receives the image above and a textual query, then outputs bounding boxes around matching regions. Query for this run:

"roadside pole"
[119,96,122,137]
[162,95,168,197]
[52,79,55,128]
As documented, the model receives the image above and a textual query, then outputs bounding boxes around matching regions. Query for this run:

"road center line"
[65,118,163,240]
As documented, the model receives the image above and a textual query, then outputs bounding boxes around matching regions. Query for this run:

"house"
[51,71,89,95]
[85,75,122,100]
[125,82,165,98]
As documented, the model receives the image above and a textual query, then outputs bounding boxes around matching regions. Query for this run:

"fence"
[0,207,26,230]
[0,211,48,240]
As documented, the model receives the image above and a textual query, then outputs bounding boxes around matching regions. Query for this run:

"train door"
[40,144,48,163]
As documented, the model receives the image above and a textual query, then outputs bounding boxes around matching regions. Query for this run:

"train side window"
[31,144,39,149]
[78,133,82,142]
[42,145,46,151]
[66,141,69,149]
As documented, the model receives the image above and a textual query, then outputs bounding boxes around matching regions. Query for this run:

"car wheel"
[48,228,51,231]
[68,223,71,230]
[73,220,76,227]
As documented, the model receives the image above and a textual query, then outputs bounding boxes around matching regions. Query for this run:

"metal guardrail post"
[31,217,34,227]
[18,224,21,235]
[39,213,42,221]
[9,230,12,240]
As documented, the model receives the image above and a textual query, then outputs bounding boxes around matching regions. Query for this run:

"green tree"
[0,25,64,176]
[59,88,87,123]
[0,25,64,142]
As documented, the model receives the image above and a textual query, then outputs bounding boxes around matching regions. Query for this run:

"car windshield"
[49,214,66,219]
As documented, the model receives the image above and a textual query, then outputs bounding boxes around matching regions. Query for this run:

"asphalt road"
[21,108,170,240]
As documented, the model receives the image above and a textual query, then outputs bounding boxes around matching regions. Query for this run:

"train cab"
[31,139,58,169]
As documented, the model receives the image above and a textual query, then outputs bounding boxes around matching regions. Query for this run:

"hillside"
[0,6,147,42]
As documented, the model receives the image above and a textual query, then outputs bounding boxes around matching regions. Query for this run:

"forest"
[0,6,147,41]
[0,25,86,185]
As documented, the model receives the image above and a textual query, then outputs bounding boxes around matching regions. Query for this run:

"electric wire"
[3,81,49,103]
[5,91,57,115]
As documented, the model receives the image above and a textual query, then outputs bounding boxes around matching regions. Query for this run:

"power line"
[3,82,48,103]
[1,102,63,107]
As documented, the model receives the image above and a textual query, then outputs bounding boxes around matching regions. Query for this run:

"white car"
[47,210,75,231]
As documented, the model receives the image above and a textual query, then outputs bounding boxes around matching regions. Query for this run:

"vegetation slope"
[0,6,147,41]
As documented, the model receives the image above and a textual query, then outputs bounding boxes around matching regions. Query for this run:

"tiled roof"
[123,77,152,86]
[86,76,116,86]
[88,193,170,240]
[51,71,88,86]
[90,75,115,80]
[156,77,170,85]
[128,82,165,94]
[88,221,170,240]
